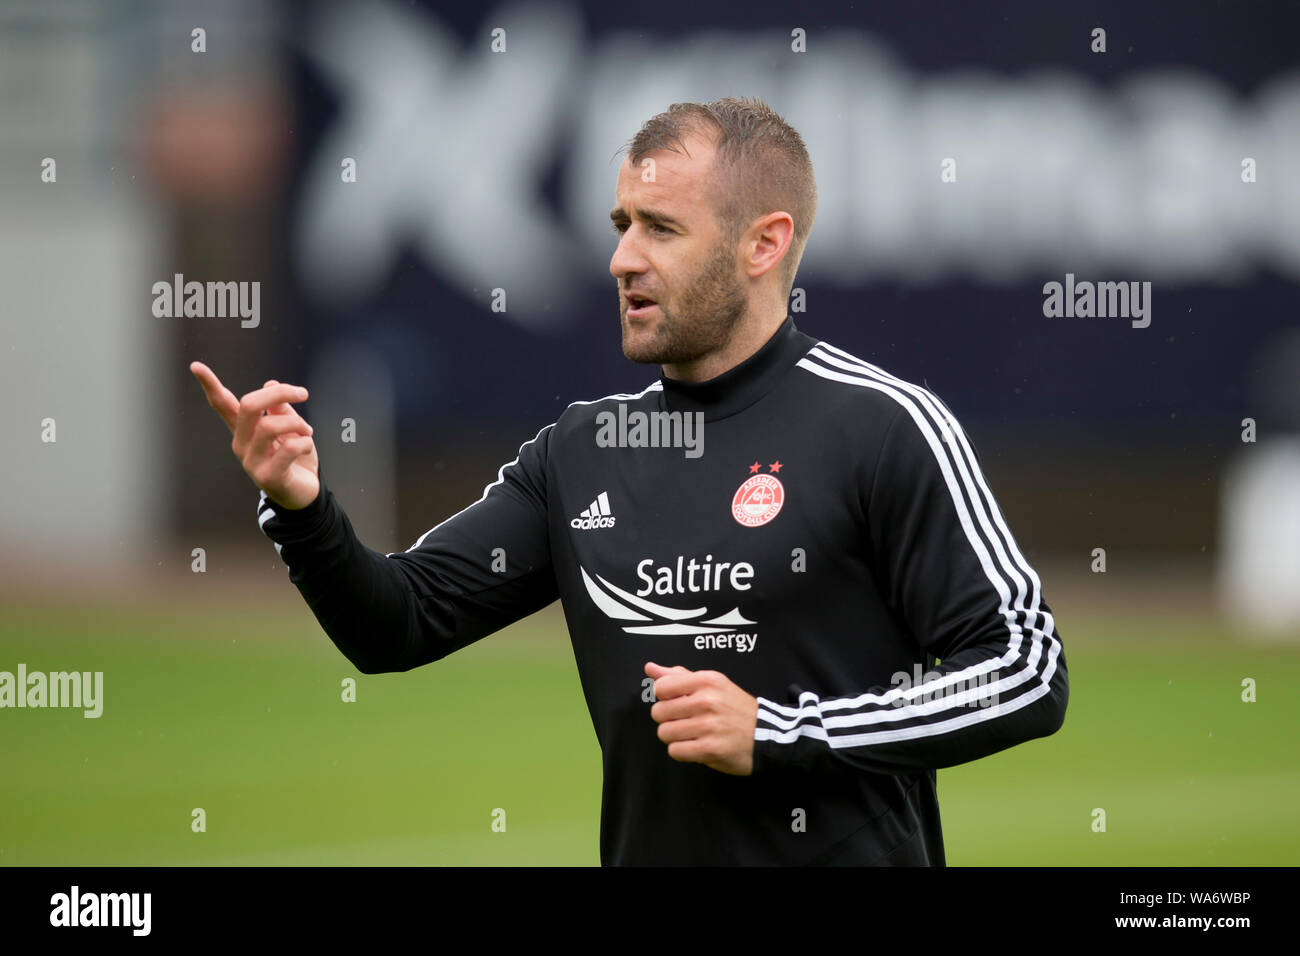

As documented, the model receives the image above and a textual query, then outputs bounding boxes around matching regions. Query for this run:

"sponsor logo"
[636,554,753,595]
[580,563,758,651]
[732,462,785,527]
[570,492,615,530]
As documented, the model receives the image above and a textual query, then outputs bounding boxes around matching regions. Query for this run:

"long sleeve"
[752,396,1069,776]
[255,424,559,674]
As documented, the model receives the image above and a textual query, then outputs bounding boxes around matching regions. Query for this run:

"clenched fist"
[189,361,319,511]
[645,662,759,776]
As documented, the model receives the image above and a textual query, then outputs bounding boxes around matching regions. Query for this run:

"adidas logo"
[571,492,616,530]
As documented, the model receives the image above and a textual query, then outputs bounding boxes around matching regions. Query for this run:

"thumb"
[645,662,690,678]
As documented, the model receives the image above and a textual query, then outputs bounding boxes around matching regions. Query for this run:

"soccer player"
[191,97,1068,865]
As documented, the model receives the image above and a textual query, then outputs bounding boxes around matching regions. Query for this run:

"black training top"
[257,316,1069,865]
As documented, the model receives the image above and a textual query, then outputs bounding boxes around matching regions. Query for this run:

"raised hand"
[189,361,320,510]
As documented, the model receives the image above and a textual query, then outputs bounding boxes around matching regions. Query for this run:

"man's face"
[608,132,748,366]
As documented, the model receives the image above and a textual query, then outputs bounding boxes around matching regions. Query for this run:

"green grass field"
[2,600,1297,865]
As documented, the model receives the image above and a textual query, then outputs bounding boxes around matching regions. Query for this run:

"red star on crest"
[748,461,761,474]
[769,461,783,473]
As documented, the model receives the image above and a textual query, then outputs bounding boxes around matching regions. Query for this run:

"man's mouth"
[625,293,658,318]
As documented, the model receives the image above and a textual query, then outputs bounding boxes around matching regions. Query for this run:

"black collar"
[657,316,815,422]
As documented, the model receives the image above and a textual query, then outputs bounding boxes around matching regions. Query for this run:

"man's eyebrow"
[609,207,684,229]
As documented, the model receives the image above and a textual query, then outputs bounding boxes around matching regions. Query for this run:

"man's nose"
[609,230,647,281]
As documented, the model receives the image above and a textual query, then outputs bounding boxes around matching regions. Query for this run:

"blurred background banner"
[1,0,1298,868]
[2,0,1297,552]
[3,0,1298,584]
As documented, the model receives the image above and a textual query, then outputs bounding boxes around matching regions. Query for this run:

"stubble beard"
[621,239,748,366]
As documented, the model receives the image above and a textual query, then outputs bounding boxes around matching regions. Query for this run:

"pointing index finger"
[189,361,239,433]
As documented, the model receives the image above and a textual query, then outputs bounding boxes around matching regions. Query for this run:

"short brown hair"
[623,96,817,297]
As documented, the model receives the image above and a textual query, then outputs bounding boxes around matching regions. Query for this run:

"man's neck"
[661,308,788,383]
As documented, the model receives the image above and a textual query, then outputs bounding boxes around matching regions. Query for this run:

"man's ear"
[744,212,795,281]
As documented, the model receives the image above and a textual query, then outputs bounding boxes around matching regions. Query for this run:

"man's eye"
[610,222,670,236]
